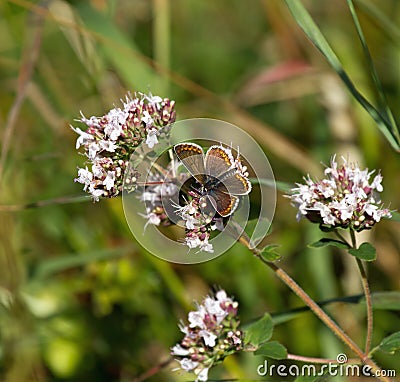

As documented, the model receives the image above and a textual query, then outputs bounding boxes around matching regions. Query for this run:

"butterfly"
[174,143,251,217]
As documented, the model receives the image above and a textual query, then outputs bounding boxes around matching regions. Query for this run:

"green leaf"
[369,291,400,311]
[348,242,377,261]
[260,244,281,262]
[309,238,350,249]
[251,178,293,193]
[390,211,400,223]
[378,332,400,354]
[244,313,273,347]
[284,0,400,151]
[254,341,287,359]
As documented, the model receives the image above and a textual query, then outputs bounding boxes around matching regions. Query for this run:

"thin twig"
[132,357,173,382]
[0,195,89,212]
[287,353,359,364]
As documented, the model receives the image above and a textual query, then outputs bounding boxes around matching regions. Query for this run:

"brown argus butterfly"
[174,143,251,217]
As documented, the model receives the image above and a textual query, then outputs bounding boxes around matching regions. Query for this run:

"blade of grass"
[347,0,398,134]
[284,0,400,151]
[152,0,170,95]
[34,245,135,278]
[356,0,400,44]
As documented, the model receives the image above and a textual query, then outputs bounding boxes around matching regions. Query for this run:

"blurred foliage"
[0,0,399,381]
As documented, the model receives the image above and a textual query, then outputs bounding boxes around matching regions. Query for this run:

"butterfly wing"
[220,172,252,195]
[205,145,234,179]
[207,187,239,217]
[174,143,206,184]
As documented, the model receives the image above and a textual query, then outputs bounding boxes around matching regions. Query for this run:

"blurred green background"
[0,0,399,381]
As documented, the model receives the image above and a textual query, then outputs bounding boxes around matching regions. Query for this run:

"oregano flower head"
[288,155,391,231]
[171,290,243,381]
[72,92,176,201]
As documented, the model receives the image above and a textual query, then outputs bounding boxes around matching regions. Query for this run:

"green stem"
[236,234,392,382]
[333,229,351,247]
[356,258,373,354]
[152,0,170,95]
[350,229,373,354]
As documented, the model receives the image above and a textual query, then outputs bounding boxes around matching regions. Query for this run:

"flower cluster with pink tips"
[288,156,392,231]
[72,93,175,201]
[171,290,243,381]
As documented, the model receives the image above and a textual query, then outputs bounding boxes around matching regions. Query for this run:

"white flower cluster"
[174,196,224,254]
[171,290,243,382]
[139,164,186,228]
[289,156,392,231]
[72,93,176,201]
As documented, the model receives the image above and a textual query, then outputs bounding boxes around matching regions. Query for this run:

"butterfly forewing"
[174,143,207,184]
[205,145,234,179]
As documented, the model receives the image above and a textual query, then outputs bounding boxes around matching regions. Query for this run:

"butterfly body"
[174,143,251,217]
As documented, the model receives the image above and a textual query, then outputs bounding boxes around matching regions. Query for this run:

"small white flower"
[75,167,93,191]
[364,203,379,221]
[71,126,93,149]
[146,212,161,226]
[88,142,100,159]
[188,307,206,329]
[371,173,383,192]
[144,92,163,107]
[185,235,201,249]
[171,344,190,356]
[92,162,104,178]
[79,112,100,128]
[195,367,209,382]
[141,110,154,126]
[145,128,158,148]
[90,188,105,202]
[199,238,214,253]
[103,171,116,190]
[199,330,217,347]
[179,358,198,372]
[99,140,118,152]
[184,215,200,230]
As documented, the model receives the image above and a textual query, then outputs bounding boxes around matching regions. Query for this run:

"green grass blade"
[356,0,400,44]
[284,0,400,151]
[347,0,399,136]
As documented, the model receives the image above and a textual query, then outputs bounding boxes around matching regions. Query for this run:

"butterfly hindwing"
[207,187,239,217]
[220,172,252,195]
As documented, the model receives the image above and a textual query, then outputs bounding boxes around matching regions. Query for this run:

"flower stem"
[236,234,392,382]
[350,229,373,354]
[356,258,373,354]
